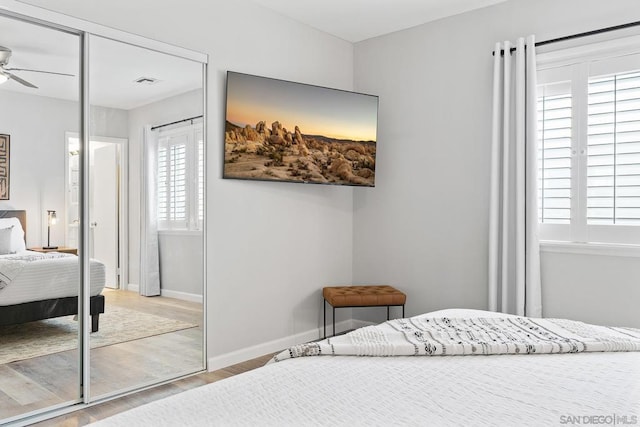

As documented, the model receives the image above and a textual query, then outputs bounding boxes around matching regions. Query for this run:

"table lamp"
[44,210,58,249]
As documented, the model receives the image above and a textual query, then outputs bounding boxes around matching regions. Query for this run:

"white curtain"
[140,125,161,296]
[488,36,542,317]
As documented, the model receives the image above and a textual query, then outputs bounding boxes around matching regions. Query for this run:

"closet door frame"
[0,2,208,424]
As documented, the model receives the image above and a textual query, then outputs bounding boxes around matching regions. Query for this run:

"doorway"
[66,133,128,289]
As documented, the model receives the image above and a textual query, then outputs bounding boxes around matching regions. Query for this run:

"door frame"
[65,132,129,290]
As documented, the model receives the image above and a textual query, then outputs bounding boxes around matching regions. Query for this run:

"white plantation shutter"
[538,83,572,224]
[168,141,187,222]
[537,40,640,245]
[587,70,640,225]
[157,145,168,221]
[197,129,204,223]
[156,122,203,230]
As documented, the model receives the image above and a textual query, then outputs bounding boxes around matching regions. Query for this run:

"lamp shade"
[0,72,7,85]
[48,210,57,225]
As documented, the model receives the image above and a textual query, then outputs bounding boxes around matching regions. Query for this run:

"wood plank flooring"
[33,353,275,426]
[0,290,204,423]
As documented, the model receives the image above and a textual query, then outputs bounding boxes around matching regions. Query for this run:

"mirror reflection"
[0,13,82,420]
[0,15,204,421]
[87,35,204,398]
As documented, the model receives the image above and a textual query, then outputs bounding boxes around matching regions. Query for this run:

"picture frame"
[223,72,378,187]
[0,134,9,200]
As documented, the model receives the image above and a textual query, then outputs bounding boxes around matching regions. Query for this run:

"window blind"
[198,134,204,222]
[537,86,573,224]
[158,146,168,221]
[156,123,203,231]
[168,143,187,221]
[587,70,640,225]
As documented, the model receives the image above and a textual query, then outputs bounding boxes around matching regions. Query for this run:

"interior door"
[91,143,119,288]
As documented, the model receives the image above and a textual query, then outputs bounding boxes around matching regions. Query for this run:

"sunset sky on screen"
[226,72,378,142]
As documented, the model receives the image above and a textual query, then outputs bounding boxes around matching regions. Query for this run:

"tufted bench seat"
[322,285,406,338]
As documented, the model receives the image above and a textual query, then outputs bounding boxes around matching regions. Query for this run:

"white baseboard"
[352,319,375,329]
[160,289,203,304]
[207,318,376,372]
[121,284,202,304]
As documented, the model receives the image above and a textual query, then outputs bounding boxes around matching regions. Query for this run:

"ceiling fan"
[0,45,74,89]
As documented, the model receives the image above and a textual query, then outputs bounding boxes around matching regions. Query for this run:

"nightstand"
[28,246,78,255]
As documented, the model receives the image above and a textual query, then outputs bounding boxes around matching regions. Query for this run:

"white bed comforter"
[93,310,640,427]
[0,251,105,305]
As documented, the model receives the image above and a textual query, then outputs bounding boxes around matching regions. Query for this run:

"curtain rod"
[150,115,203,131]
[493,19,640,56]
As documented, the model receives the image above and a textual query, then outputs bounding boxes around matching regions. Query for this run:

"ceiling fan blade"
[5,71,38,88]
[4,67,74,77]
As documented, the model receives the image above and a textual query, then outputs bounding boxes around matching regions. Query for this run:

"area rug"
[0,306,198,364]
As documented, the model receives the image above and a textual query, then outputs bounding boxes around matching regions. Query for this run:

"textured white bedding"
[0,251,105,306]
[93,309,640,427]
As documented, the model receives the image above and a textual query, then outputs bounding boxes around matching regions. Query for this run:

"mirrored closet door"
[88,33,205,400]
[0,4,207,424]
[0,12,82,422]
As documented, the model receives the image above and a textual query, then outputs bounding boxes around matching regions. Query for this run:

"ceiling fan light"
[0,72,7,84]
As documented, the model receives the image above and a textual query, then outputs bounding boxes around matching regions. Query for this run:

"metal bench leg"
[402,305,405,318]
[323,299,326,339]
[387,306,390,320]
[333,306,336,337]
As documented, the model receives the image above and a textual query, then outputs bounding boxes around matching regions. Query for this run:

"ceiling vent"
[133,76,159,85]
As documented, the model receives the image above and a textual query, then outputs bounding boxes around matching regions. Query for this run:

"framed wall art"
[0,134,9,200]
[224,72,378,187]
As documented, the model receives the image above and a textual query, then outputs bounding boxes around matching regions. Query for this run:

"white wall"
[127,89,203,290]
[541,251,640,327]
[353,0,640,327]
[0,90,127,247]
[127,88,204,299]
[0,91,75,247]
[158,233,203,299]
[23,0,356,361]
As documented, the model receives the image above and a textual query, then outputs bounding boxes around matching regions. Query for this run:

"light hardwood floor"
[34,353,274,426]
[0,290,204,422]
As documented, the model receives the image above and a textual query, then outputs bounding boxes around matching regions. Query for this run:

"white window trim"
[537,34,640,252]
[540,240,640,257]
[158,229,203,237]
[538,34,640,69]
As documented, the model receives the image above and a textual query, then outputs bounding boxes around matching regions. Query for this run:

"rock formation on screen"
[224,120,376,186]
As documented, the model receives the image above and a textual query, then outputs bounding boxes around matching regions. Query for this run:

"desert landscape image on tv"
[224,72,378,186]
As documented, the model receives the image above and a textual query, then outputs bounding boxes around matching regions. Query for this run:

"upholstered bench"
[322,285,406,338]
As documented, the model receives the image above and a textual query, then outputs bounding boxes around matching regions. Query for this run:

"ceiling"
[0,0,507,106]
[249,0,509,43]
[0,13,202,110]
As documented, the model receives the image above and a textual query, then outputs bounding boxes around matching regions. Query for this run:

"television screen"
[224,71,378,187]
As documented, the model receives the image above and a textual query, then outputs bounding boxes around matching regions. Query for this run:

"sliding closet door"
[0,13,82,422]
[87,34,205,400]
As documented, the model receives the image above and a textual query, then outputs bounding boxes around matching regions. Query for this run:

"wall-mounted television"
[223,71,378,187]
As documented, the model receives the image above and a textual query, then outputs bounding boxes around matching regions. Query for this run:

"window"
[587,70,640,226]
[538,83,573,225]
[157,123,203,231]
[537,38,640,245]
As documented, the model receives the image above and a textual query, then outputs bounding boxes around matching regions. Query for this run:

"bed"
[0,210,106,332]
[93,308,640,426]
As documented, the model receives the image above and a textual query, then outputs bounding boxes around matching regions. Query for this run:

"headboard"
[0,210,27,242]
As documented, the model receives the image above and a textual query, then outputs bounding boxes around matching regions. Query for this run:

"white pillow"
[0,217,26,253]
[0,226,13,255]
